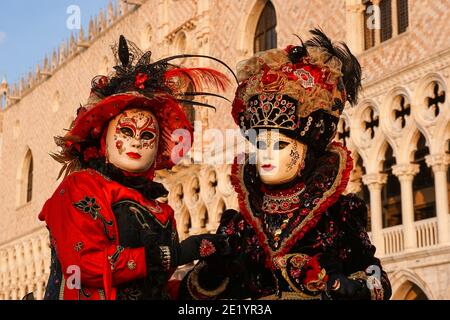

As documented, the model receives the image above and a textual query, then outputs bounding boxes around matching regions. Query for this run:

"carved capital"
[392,163,420,181]
[425,153,449,173]
[362,173,387,190]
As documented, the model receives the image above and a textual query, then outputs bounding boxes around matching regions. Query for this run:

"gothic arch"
[216,164,235,197]
[196,205,210,233]
[173,30,189,58]
[209,197,226,227]
[52,91,61,113]
[390,269,435,300]
[404,129,430,164]
[141,23,153,50]
[200,168,218,203]
[16,147,33,207]
[168,183,184,211]
[184,176,201,207]
[433,119,450,155]
[175,207,191,240]
[236,0,278,58]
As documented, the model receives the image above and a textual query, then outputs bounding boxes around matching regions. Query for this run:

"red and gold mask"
[105,108,159,173]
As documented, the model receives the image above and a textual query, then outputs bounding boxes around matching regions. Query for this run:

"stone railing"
[382,224,405,256]
[415,217,439,249]
[0,228,50,300]
[380,217,443,257]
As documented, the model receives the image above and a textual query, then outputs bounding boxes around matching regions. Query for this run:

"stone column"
[392,163,420,251]
[391,0,399,37]
[362,173,387,256]
[345,0,366,54]
[426,154,450,244]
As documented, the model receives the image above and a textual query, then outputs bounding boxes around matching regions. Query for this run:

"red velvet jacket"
[39,169,180,300]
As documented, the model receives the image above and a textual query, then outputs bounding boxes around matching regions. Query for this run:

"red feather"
[164,67,230,93]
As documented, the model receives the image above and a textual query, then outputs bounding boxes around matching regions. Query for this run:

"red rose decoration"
[135,73,148,89]
[261,72,278,85]
[260,65,286,92]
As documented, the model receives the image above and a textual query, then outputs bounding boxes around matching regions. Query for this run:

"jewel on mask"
[116,140,124,153]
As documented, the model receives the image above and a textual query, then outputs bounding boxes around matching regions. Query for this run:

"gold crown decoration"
[242,93,298,131]
[231,29,362,150]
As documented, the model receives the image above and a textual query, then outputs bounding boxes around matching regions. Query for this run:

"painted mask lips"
[126,152,142,159]
[261,164,276,171]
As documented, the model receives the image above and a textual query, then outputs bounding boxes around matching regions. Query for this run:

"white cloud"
[0,32,6,45]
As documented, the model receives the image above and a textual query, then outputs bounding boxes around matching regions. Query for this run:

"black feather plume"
[176,99,217,111]
[179,91,232,102]
[305,28,362,105]
[118,35,130,67]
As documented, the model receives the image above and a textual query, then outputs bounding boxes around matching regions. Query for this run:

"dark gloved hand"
[144,233,231,271]
[326,273,371,300]
[195,209,246,286]
[174,233,231,266]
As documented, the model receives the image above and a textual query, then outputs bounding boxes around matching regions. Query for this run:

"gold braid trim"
[187,262,230,300]
[259,291,321,300]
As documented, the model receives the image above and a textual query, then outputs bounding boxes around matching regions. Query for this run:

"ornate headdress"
[231,29,361,150]
[52,35,233,178]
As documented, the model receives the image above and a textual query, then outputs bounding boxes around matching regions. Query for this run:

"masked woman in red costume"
[179,29,392,300]
[39,36,232,300]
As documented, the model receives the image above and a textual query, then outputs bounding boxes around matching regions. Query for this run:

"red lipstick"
[126,152,142,159]
[261,164,275,171]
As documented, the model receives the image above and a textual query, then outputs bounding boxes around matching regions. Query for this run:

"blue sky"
[0,0,110,84]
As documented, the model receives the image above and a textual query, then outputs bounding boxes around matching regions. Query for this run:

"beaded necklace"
[260,180,306,248]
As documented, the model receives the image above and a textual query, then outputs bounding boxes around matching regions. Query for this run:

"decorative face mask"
[255,130,307,185]
[105,108,159,173]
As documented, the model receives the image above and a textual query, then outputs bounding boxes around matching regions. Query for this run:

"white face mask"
[255,130,307,185]
[105,108,159,173]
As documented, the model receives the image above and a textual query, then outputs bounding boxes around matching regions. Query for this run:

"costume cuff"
[187,262,229,300]
[108,246,147,285]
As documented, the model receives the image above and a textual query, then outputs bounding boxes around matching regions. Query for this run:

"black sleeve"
[335,194,392,300]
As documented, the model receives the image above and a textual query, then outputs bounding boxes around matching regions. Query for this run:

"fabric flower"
[199,239,216,257]
[304,255,328,292]
[260,66,287,92]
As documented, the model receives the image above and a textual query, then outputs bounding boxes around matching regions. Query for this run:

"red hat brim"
[67,92,193,170]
